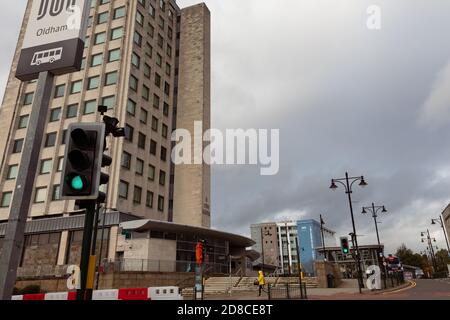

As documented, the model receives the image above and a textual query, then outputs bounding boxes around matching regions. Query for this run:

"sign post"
[0,0,89,300]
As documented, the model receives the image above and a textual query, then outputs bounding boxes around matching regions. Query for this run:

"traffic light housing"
[340,237,350,255]
[60,123,106,200]
[196,242,204,265]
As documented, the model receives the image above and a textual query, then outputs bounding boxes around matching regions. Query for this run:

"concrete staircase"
[233,277,318,292]
[182,277,241,296]
[181,276,319,297]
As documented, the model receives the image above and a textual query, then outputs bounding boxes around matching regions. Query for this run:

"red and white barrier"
[11,287,182,301]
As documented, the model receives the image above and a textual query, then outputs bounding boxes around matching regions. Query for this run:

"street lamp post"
[362,203,387,289]
[330,172,368,294]
[421,230,438,273]
[431,216,450,258]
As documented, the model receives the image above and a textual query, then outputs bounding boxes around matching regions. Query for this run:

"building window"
[138,133,146,149]
[146,191,154,208]
[153,94,160,109]
[57,156,64,172]
[97,11,109,24]
[23,92,34,105]
[127,99,136,116]
[54,84,65,98]
[40,159,52,175]
[133,186,142,204]
[125,124,134,142]
[108,49,121,62]
[102,96,115,110]
[111,27,123,40]
[119,180,129,199]
[136,158,144,176]
[140,108,148,124]
[121,151,131,169]
[18,115,29,129]
[66,104,78,118]
[94,32,106,45]
[105,71,118,86]
[158,196,164,212]
[52,185,61,201]
[84,100,97,115]
[162,124,168,139]
[34,187,47,203]
[7,165,19,180]
[129,75,138,91]
[150,140,157,156]
[91,53,103,66]
[161,147,167,162]
[0,192,12,208]
[151,116,158,132]
[148,165,155,181]
[70,80,82,94]
[159,170,166,186]
[45,132,57,148]
[49,108,61,122]
[87,76,100,90]
[114,6,126,19]
[13,139,24,153]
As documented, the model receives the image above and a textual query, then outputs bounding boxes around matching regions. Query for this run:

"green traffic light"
[343,249,349,254]
[70,175,85,191]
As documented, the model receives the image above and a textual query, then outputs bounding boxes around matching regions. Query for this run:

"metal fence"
[268,283,308,300]
[103,259,228,274]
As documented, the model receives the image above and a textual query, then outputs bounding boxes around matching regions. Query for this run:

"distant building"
[297,220,336,276]
[251,219,336,276]
[442,204,450,246]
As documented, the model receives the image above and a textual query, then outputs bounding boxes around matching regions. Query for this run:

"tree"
[395,244,427,269]
[435,249,450,273]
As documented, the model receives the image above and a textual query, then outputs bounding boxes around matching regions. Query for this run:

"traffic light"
[196,242,204,265]
[340,237,350,255]
[60,123,106,200]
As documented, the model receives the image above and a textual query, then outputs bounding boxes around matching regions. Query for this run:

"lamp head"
[382,206,387,213]
[330,180,338,190]
[362,208,367,214]
[431,219,436,225]
[359,177,368,188]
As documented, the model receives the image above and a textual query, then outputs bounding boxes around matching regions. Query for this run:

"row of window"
[0,185,61,208]
[118,180,165,211]
[121,151,166,186]
[123,123,168,161]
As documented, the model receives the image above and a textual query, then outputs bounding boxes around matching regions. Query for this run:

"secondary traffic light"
[196,242,204,265]
[340,237,350,255]
[60,123,106,200]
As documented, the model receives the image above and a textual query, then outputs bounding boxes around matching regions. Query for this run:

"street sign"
[16,0,90,81]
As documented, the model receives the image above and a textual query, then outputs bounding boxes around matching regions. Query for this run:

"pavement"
[199,279,450,300]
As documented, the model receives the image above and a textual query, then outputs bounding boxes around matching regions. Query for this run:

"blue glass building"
[297,220,335,276]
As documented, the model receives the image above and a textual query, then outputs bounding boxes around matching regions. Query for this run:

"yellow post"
[86,255,97,290]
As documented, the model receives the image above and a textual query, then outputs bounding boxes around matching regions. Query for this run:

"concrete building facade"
[442,204,450,246]
[0,0,212,275]
[251,219,336,276]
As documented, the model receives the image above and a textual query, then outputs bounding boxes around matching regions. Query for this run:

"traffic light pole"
[0,72,54,300]
[76,201,96,301]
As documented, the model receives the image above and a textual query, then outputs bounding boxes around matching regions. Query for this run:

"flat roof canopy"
[120,219,256,248]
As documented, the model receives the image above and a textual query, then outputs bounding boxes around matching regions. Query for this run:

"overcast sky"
[2,0,450,254]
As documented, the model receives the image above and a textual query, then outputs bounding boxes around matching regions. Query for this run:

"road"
[310,279,450,300]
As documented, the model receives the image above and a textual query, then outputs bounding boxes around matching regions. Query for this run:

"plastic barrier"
[118,288,149,300]
[11,287,182,301]
[92,289,119,301]
[23,293,45,300]
[45,292,69,300]
[68,292,77,300]
[149,287,183,300]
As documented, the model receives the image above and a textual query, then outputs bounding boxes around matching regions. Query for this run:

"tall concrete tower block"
[173,4,211,228]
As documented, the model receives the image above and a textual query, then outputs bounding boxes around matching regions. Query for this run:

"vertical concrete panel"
[173,3,211,228]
